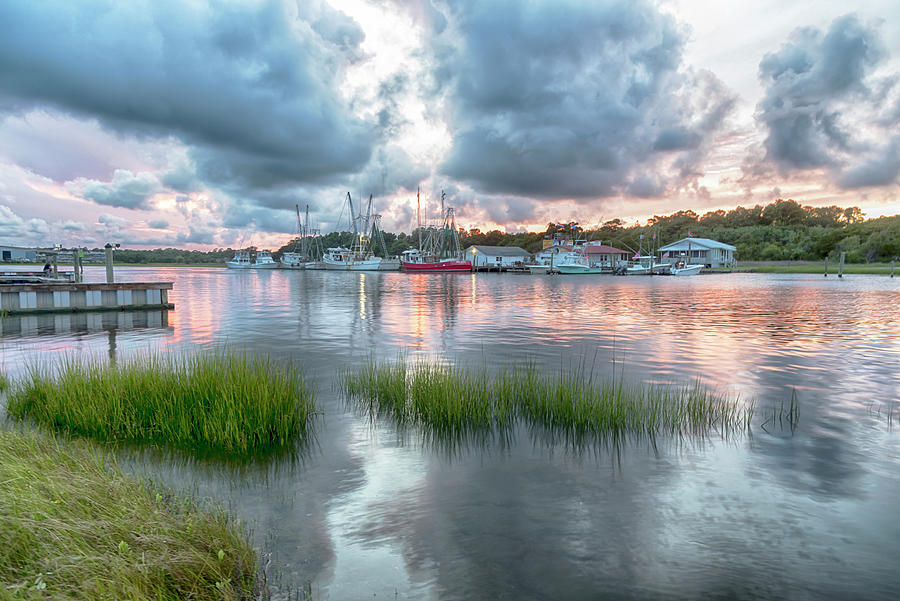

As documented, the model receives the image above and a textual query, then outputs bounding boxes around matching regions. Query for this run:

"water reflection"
[2,269,899,600]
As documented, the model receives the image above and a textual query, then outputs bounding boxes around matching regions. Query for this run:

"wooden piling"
[838,251,845,278]
[104,243,114,283]
[824,257,828,277]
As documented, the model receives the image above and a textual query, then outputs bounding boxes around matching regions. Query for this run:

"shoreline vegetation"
[7,199,896,266]
[342,360,761,438]
[6,352,314,458]
[0,429,259,600]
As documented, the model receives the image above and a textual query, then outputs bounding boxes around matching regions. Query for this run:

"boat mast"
[347,191,358,238]
[417,187,422,252]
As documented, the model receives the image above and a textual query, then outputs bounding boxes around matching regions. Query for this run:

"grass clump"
[6,352,313,457]
[0,429,258,600]
[344,360,753,437]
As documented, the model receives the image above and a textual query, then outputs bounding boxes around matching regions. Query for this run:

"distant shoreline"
[5,261,896,274]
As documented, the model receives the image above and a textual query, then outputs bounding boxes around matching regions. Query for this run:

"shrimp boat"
[226,249,252,269]
[280,204,313,269]
[401,189,471,273]
[252,250,279,269]
[323,192,396,271]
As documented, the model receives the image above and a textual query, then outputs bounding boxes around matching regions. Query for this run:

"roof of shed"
[466,245,532,256]
[657,237,736,251]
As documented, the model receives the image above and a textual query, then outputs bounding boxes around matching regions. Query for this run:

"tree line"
[110,199,899,264]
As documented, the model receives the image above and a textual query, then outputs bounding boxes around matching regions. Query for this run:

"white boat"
[280,251,306,269]
[280,204,317,269]
[323,246,384,271]
[671,262,702,276]
[226,249,252,269]
[555,245,604,274]
[252,250,279,269]
[527,264,550,274]
[378,258,401,271]
[625,255,667,275]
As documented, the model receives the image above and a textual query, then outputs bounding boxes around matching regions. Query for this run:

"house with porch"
[657,238,736,268]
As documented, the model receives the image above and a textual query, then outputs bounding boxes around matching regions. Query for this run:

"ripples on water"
[2,266,899,600]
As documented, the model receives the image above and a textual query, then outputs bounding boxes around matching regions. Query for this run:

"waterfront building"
[657,238,736,268]
[466,245,532,269]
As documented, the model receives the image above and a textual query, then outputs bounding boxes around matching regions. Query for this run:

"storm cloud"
[433,0,735,200]
[755,14,899,188]
[68,170,161,210]
[0,0,374,191]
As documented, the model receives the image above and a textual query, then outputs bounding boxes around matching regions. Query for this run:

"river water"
[2,266,899,600]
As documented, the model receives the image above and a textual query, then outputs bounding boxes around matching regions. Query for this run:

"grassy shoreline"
[343,360,755,437]
[738,261,898,274]
[0,429,259,600]
[6,352,314,458]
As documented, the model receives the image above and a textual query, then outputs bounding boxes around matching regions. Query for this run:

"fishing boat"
[401,189,472,273]
[323,246,383,270]
[226,249,252,269]
[280,252,306,269]
[280,205,313,269]
[322,193,388,271]
[400,249,471,272]
[252,250,279,269]
[556,253,604,274]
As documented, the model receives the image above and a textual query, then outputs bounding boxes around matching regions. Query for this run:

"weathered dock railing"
[0,282,174,315]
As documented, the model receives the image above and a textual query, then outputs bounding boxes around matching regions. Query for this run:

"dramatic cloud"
[0,204,25,237]
[754,14,899,188]
[0,0,373,192]
[434,0,735,200]
[68,170,161,210]
[0,204,49,241]
[147,219,169,229]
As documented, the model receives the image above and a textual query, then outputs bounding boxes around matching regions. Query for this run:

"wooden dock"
[0,282,173,315]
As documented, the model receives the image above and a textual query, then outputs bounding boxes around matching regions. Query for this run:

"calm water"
[2,266,899,600]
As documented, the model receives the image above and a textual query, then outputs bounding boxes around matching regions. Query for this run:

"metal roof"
[658,237,736,251]
[583,244,629,255]
[466,245,532,256]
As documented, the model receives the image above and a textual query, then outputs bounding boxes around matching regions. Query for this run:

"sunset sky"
[1,0,899,250]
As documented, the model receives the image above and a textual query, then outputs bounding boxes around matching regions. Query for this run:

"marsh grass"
[6,352,314,457]
[343,359,755,438]
[0,428,259,600]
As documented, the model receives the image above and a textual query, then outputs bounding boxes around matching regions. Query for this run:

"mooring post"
[838,251,845,278]
[104,243,114,283]
[51,254,58,278]
[824,257,828,277]
[73,250,81,283]
[892,259,895,278]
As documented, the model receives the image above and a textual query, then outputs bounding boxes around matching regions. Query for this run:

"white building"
[0,245,37,262]
[657,238,736,268]
[466,245,532,269]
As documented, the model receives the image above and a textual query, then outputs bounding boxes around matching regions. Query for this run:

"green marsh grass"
[6,352,314,457]
[0,429,259,600]
[343,359,754,438]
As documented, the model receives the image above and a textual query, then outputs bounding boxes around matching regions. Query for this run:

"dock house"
[466,245,532,270]
[658,238,736,268]
[582,243,630,267]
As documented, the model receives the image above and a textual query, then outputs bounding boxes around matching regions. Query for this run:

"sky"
[1,0,899,250]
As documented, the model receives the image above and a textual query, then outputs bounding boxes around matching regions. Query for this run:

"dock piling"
[104,243,114,283]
